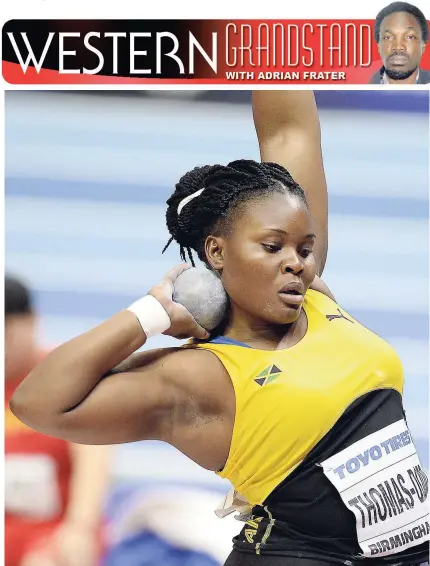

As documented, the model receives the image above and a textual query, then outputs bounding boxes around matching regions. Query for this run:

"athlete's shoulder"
[308,276,336,302]
[305,285,358,324]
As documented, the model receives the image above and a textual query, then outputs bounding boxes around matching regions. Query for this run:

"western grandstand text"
[5,21,372,76]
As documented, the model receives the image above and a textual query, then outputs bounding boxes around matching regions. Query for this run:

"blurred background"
[5,89,429,566]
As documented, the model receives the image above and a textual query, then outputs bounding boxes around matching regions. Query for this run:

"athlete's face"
[378,12,425,78]
[206,193,317,326]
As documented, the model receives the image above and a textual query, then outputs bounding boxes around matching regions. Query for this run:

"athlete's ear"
[205,236,225,271]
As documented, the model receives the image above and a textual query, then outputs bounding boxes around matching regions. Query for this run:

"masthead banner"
[3,19,430,84]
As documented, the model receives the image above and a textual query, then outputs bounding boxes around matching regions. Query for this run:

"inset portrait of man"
[370,1,429,84]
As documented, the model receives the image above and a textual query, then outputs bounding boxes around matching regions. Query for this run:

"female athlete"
[10,91,429,566]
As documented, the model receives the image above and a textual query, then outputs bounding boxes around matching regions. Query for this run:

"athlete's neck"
[223,308,306,350]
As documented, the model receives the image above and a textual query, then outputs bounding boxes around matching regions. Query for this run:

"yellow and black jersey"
[194,290,429,565]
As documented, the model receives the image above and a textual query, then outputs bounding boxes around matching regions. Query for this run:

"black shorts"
[224,552,333,565]
[224,551,429,566]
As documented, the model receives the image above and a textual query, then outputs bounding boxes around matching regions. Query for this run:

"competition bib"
[321,420,429,558]
[5,454,61,519]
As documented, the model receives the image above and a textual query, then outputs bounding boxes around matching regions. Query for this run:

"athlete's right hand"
[148,264,210,341]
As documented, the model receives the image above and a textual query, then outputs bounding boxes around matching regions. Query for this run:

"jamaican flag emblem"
[254,365,282,386]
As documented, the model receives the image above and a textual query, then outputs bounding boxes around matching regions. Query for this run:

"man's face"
[379,11,425,79]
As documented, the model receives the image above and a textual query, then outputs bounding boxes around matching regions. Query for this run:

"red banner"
[3,19,430,84]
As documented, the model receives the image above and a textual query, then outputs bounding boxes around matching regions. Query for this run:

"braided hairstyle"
[163,159,307,266]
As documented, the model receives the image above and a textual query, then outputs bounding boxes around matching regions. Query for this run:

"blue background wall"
[5,90,428,487]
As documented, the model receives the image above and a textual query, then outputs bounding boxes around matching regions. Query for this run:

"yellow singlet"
[196,289,404,506]
[191,290,429,562]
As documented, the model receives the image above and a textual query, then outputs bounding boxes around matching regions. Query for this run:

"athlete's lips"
[278,281,305,305]
[279,281,304,294]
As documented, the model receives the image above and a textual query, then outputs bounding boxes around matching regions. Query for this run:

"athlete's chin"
[283,308,302,324]
[269,305,302,325]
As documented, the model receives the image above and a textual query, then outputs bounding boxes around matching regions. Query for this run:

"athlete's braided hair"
[163,159,307,265]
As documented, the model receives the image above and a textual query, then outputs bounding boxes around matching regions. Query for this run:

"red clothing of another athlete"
[5,361,72,566]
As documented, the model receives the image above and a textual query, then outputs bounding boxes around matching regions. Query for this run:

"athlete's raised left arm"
[252,91,328,276]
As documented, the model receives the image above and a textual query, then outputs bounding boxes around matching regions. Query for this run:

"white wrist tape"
[127,295,171,338]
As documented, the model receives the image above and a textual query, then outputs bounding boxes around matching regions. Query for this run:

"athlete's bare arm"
[9,266,234,471]
[253,91,328,276]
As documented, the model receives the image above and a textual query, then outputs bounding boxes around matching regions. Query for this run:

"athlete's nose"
[281,250,304,275]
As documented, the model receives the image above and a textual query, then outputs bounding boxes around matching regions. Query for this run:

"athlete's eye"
[299,248,312,259]
[262,243,281,253]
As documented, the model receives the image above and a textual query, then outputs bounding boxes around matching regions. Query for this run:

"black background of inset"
[2,20,216,78]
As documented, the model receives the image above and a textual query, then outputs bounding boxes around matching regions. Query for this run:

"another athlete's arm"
[65,443,111,528]
[252,91,328,276]
[35,443,112,566]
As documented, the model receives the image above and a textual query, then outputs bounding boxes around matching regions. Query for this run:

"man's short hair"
[5,275,33,317]
[374,1,429,43]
